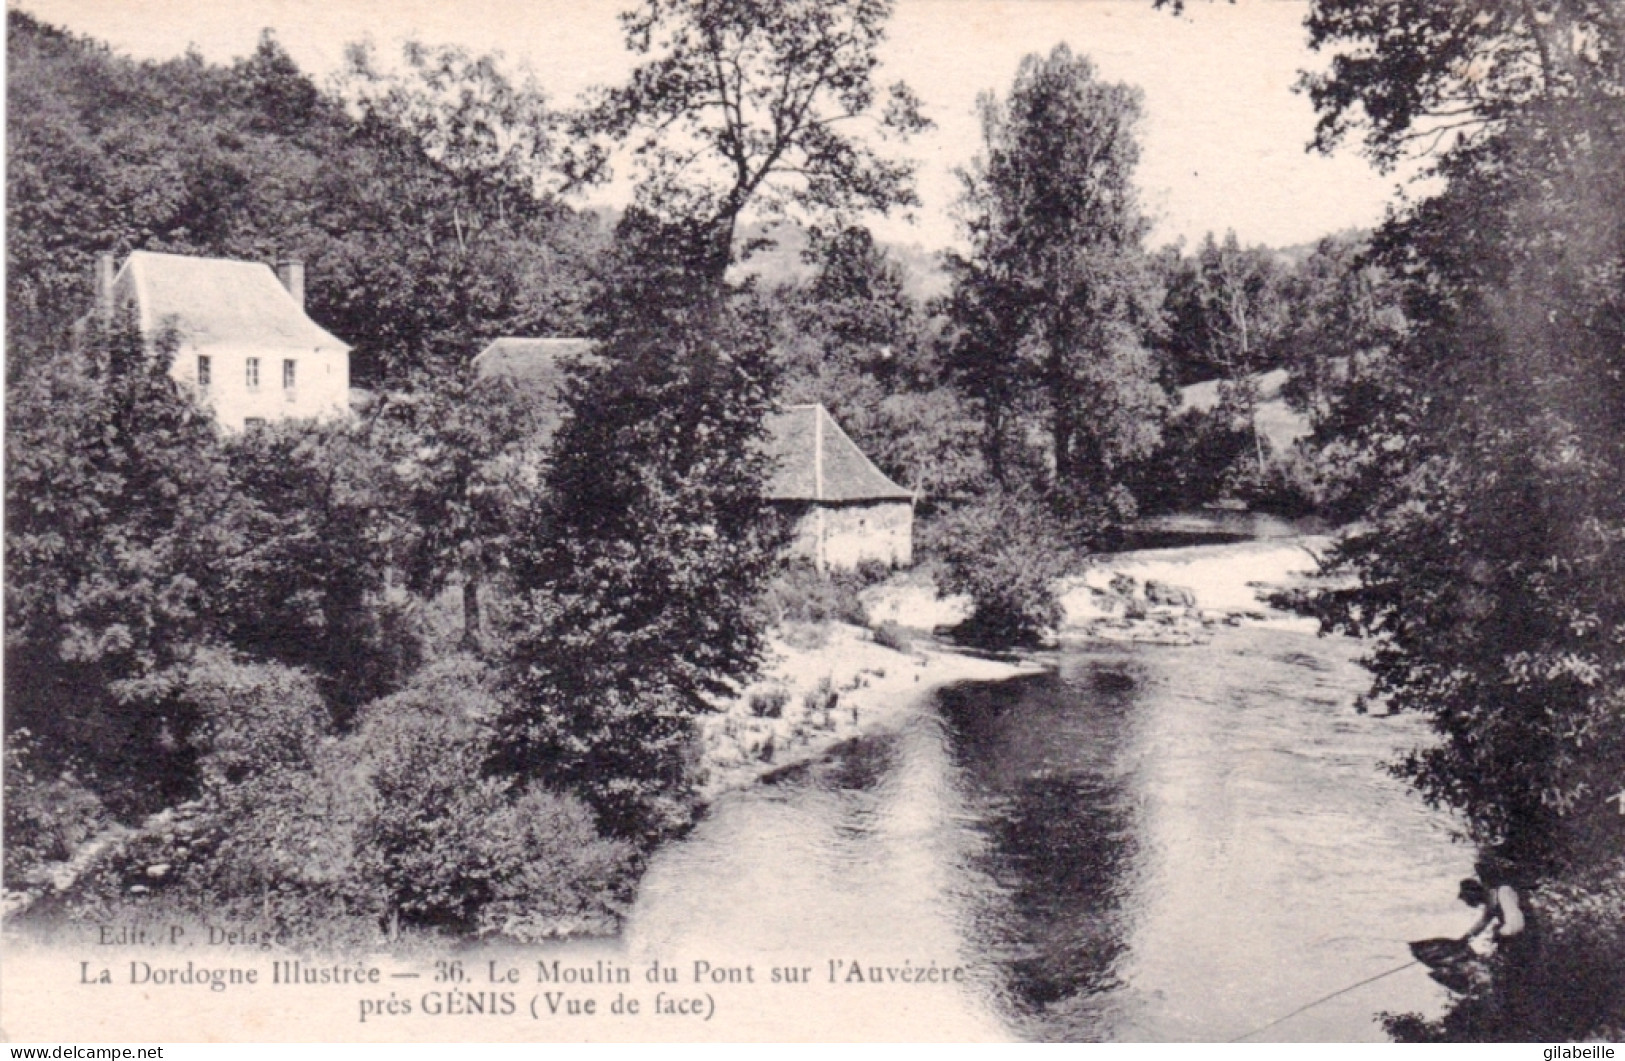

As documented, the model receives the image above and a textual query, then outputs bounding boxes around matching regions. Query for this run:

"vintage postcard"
[5,0,1621,1045]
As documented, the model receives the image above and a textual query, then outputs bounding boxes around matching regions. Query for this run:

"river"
[619,540,1475,1041]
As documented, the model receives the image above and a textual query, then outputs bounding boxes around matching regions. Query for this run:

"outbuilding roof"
[113,251,348,351]
[472,337,597,396]
[766,403,913,503]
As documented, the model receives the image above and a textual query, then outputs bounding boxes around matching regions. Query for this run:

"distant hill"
[730,220,950,302]
[1177,368,1310,455]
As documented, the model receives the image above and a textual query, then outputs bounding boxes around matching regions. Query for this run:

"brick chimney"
[275,259,305,308]
[95,252,116,322]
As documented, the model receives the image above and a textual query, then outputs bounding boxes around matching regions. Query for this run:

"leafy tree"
[1316,107,1625,873]
[137,650,341,902]
[333,39,600,380]
[576,0,931,281]
[948,45,1166,521]
[4,319,237,811]
[1271,1,1625,878]
[372,374,551,651]
[495,0,930,841]
[1273,234,1408,519]
[1298,0,1625,169]
[494,212,789,843]
[1173,232,1290,470]
[216,419,413,714]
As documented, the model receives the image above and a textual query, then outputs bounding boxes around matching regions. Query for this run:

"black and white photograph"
[3,0,1622,1044]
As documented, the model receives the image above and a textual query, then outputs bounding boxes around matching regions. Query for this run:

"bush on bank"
[922,489,1078,649]
[25,656,635,945]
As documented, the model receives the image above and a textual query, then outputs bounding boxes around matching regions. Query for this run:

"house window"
[245,357,260,390]
[196,355,211,389]
[283,358,296,399]
[244,417,266,431]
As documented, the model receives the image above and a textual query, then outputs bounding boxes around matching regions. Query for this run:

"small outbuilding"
[765,403,914,571]
[472,343,914,572]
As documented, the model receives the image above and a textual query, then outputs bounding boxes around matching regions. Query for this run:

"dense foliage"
[5,12,600,384]
[1263,0,1625,1039]
[495,214,788,842]
[948,44,1166,520]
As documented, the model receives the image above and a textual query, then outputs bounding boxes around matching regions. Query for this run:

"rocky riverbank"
[701,536,1333,797]
[698,621,1041,798]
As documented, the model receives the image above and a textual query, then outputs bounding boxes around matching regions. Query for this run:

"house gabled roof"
[471,337,597,395]
[766,403,913,503]
[113,251,348,351]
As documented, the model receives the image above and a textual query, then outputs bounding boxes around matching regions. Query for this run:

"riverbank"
[698,619,1043,798]
[699,536,1330,798]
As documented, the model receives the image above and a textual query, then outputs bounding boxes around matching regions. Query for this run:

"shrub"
[3,732,108,886]
[164,650,329,789]
[922,489,1078,648]
[133,653,344,903]
[803,675,838,715]
[350,660,634,935]
[755,563,869,627]
[871,621,911,653]
[748,685,790,718]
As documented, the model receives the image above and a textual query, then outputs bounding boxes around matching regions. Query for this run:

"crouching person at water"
[1458,872,1548,1030]
[1458,877,1537,963]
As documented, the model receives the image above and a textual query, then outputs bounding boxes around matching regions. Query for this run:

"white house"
[95,250,351,432]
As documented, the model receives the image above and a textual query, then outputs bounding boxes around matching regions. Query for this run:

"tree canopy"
[948,45,1166,522]
[576,0,931,279]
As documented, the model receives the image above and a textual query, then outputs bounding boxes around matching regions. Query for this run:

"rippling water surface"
[624,619,1473,1041]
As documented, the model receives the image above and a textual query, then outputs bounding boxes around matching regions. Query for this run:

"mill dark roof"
[766,404,913,503]
[113,251,348,351]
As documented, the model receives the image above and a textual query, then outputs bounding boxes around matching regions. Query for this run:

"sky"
[12,0,1424,252]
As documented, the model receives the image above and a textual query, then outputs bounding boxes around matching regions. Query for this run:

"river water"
[620,544,1474,1042]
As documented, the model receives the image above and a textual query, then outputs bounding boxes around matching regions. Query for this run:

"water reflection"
[624,625,1471,1041]
[938,667,1144,1016]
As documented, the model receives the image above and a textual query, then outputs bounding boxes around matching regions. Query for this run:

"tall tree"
[576,0,931,281]
[1259,0,1625,874]
[495,211,787,843]
[332,39,601,381]
[373,374,551,652]
[1188,232,1290,471]
[949,45,1166,520]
